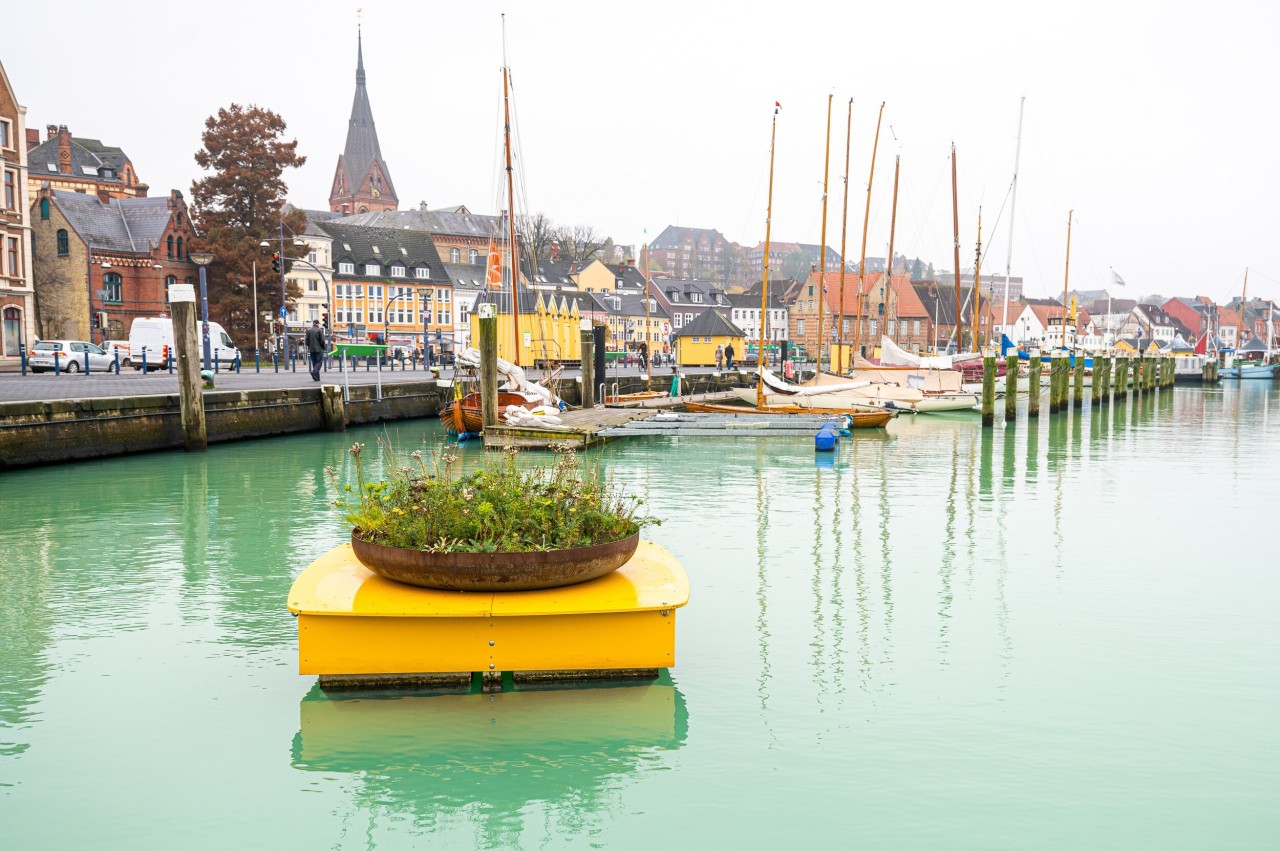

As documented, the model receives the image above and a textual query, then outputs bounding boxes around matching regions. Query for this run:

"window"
[167,236,174,259]
[0,119,10,149]
[307,280,317,292]
[103,272,123,303]
[6,238,18,277]
[165,275,176,303]
[176,237,184,260]
[441,290,450,304]
[797,319,806,335]
[842,319,849,334]
[3,306,20,358]
[437,308,449,325]
[308,250,317,265]
[370,285,382,300]
[2,170,14,210]
[391,264,405,277]
[913,320,921,335]
[364,263,380,276]
[56,229,69,256]
[450,248,460,263]
[870,320,877,336]
[468,249,479,264]
[338,262,354,275]
[309,306,319,322]
[40,198,50,220]
[415,267,430,279]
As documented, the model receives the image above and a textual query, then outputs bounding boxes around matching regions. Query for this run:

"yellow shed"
[470,290,582,366]
[673,309,746,367]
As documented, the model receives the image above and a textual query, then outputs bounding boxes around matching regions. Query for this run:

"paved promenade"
[0,359,726,404]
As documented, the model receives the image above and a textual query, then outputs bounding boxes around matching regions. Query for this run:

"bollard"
[1005,352,1018,422]
[140,347,147,375]
[113,349,120,374]
[19,342,27,376]
[1028,349,1042,418]
[1073,352,1085,409]
[981,348,996,428]
[581,329,596,409]
[255,351,260,373]
[214,351,220,373]
[84,348,91,373]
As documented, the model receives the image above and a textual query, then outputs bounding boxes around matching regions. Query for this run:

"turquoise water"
[2,384,1278,848]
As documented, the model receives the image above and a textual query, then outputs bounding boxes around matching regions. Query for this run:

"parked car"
[29,340,114,373]
[103,340,132,368]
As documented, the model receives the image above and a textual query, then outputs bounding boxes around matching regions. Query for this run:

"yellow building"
[1113,337,1161,354]
[469,290,583,366]
[673,308,745,367]
[573,259,617,293]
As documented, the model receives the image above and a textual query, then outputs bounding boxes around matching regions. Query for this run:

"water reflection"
[290,677,687,844]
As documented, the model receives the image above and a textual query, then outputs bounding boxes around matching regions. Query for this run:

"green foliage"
[327,442,659,553]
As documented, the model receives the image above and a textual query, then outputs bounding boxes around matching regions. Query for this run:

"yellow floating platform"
[287,540,689,683]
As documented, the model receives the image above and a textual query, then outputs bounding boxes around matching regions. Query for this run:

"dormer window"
[338,262,355,275]
[415,267,430,279]
[391,264,406,277]
[364,263,380,276]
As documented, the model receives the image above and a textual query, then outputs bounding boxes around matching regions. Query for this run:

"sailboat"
[1220,269,1279,379]
[440,37,562,434]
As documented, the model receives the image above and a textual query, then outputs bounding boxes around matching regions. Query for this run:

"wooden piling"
[480,314,499,428]
[1004,352,1018,422]
[981,348,996,428]
[168,285,206,451]
[1073,352,1085,409]
[1102,355,1113,403]
[1134,353,1144,396]
[580,328,596,409]
[319,384,346,431]
[1091,353,1102,407]
[1027,349,1042,418]
[1053,353,1067,413]
[1116,354,1129,399]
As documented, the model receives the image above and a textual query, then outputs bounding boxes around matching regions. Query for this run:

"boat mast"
[886,155,901,344]
[951,143,962,352]
[1001,97,1026,341]
[855,102,885,361]
[816,94,833,373]
[836,99,852,374]
[644,237,652,383]
[1062,210,1073,351]
[502,65,521,365]
[757,103,779,410]
[973,206,982,352]
[1238,267,1249,353]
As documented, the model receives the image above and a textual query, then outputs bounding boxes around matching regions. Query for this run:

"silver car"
[29,340,114,373]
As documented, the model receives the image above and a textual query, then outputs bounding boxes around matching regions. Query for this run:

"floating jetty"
[600,411,850,438]
[288,540,689,689]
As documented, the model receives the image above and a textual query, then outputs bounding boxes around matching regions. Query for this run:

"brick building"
[1,60,35,359]
[788,269,914,357]
[30,186,196,343]
[328,29,398,214]
[25,124,147,201]
[648,225,737,283]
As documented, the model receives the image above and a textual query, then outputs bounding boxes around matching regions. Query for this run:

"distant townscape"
[2,40,1277,365]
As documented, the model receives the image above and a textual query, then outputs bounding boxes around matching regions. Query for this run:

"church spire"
[329,24,397,214]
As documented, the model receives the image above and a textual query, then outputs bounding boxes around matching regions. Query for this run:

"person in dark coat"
[724,342,735,369]
[305,320,326,381]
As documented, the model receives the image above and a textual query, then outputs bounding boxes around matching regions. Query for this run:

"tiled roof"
[726,293,784,310]
[28,136,132,184]
[315,221,448,282]
[335,208,502,240]
[53,190,173,254]
[674,308,744,338]
[912,281,989,326]
[442,262,489,291]
[650,225,730,250]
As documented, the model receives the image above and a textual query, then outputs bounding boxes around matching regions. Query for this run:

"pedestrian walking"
[715,344,724,370]
[639,341,648,370]
[305,319,326,381]
[724,342,736,370]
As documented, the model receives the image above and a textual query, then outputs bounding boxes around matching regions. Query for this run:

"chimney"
[47,124,58,141]
[58,125,72,175]
[26,128,40,151]
[419,201,428,212]
[549,241,560,263]
[97,189,111,204]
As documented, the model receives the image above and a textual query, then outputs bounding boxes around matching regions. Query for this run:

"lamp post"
[85,242,111,345]
[188,252,215,370]
[259,222,306,366]
[417,287,431,362]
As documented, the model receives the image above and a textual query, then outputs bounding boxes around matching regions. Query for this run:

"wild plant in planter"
[326,442,659,590]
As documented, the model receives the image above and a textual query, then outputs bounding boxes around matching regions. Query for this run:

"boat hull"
[683,400,895,427]
[1220,364,1277,379]
[440,391,535,434]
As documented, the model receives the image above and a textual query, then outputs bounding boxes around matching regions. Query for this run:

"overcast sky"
[7,0,1279,305]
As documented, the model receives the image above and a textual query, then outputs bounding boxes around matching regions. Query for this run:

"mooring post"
[1102,355,1114,403]
[580,326,596,409]
[1048,352,1062,413]
[1073,351,1085,408]
[1116,354,1128,399]
[1091,353,1103,407]
[981,348,996,428]
[168,284,207,451]
[479,310,499,429]
[1027,349,1042,418]
[1004,350,1018,422]
[1135,352,1145,396]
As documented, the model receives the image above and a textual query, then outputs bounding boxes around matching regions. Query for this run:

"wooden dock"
[483,406,654,450]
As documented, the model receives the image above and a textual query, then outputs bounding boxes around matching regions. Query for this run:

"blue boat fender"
[815,423,840,452]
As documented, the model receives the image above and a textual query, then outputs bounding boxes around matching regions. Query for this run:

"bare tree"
[554,223,604,263]
[517,211,557,264]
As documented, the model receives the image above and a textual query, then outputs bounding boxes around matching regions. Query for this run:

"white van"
[129,316,241,371]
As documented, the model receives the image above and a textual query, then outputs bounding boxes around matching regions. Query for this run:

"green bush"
[327,442,658,553]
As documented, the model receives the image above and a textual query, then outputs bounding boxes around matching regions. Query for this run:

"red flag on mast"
[485,239,503,289]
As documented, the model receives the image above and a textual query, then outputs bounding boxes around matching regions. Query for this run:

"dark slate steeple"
[329,26,398,213]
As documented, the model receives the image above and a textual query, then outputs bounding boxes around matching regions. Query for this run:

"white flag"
[1111,269,1125,287]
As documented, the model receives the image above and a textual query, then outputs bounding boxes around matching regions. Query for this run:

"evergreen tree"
[190,104,307,341]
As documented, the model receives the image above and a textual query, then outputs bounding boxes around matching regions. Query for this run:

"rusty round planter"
[350,530,639,591]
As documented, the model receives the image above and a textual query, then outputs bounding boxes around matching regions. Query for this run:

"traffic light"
[272,253,281,275]
[321,311,330,331]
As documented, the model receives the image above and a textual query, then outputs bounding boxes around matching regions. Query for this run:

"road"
[0,359,745,403]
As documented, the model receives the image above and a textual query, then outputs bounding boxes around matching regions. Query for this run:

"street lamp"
[188,252,215,370]
[417,287,431,362]
[260,224,307,366]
